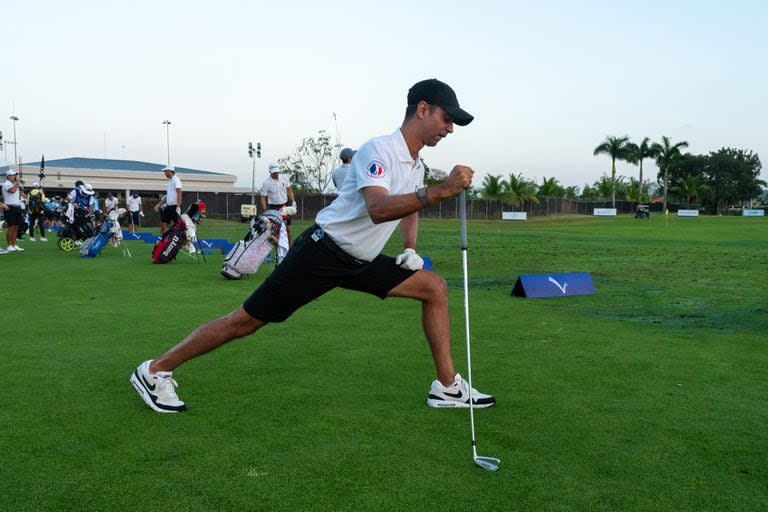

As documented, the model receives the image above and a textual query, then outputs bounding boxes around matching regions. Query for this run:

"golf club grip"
[459,190,467,249]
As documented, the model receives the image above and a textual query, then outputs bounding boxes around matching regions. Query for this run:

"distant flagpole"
[40,154,46,190]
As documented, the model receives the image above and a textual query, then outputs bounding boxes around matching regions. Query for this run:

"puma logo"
[548,276,568,294]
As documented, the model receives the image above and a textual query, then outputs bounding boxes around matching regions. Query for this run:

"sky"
[2,0,766,190]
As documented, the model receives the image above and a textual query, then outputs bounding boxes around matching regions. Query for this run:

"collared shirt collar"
[392,128,418,164]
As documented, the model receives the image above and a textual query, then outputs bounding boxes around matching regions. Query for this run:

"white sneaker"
[29,237,37,241]
[0,248,8,255]
[5,246,16,252]
[427,373,496,408]
[12,245,24,251]
[40,237,48,242]
[130,360,187,413]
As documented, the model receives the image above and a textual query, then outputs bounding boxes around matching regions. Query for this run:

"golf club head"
[474,456,501,472]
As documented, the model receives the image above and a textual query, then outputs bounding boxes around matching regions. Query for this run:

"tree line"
[474,136,764,214]
[275,130,765,215]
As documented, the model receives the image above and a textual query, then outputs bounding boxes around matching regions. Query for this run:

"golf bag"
[220,210,285,280]
[153,217,188,264]
[152,201,206,264]
[179,201,206,255]
[79,218,112,257]
[79,209,125,258]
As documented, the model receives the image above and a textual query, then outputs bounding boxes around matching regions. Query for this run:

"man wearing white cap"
[332,147,356,189]
[2,169,25,252]
[154,165,183,235]
[131,79,496,415]
[259,163,296,245]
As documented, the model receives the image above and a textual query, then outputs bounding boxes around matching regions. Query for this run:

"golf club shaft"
[458,190,478,457]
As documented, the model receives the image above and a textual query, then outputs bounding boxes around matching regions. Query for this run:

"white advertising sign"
[593,208,617,216]
[677,209,699,217]
[502,211,527,221]
[743,209,765,217]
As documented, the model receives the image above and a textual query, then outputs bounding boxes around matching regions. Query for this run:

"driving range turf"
[1,214,766,511]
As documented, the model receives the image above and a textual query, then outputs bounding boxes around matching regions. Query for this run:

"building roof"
[23,157,223,175]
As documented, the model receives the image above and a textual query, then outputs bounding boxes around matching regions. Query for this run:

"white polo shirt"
[2,179,23,206]
[332,163,351,189]
[127,195,141,212]
[260,174,291,204]
[316,128,424,261]
[166,175,182,206]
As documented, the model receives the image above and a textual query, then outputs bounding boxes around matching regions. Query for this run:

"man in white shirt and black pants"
[132,78,496,415]
[259,163,296,245]
[127,191,143,233]
[154,166,182,235]
[2,169,25,252]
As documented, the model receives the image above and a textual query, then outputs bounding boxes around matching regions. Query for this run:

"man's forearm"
[400,212,419,248]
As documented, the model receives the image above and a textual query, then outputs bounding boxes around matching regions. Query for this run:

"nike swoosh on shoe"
[138,371,156,392]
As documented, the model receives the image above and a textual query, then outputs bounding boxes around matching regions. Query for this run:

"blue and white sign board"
[512,272,596,298]
[593,208,617,216]
[677,209,699,217]
[743,209,765,217]
[502,211,527,221]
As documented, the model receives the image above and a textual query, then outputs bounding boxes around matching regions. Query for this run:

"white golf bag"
[221,210,288,280]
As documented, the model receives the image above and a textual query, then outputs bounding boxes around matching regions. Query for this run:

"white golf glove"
[175,207,181,215]
[395,248,424,271]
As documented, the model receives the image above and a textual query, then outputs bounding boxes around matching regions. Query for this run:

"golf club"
[459,189,501,472]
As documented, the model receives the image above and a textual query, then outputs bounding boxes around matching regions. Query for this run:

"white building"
[19,157,248,197]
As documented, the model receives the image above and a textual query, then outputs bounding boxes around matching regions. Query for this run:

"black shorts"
[160,205,179,224]
[130,211,141,226]
[3,205,23,227]
[243,224,416,323]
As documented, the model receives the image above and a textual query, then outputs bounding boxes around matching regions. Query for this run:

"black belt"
[308,224,367,267]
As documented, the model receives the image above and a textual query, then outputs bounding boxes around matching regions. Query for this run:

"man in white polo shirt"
[332,147,356,189]
[259,162,296,245]
[2,169,25,252]
[126,191,143,233]
[132,79,495,414]
[154,166,182,235]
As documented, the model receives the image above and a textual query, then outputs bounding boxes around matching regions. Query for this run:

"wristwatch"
[416,187,429,208]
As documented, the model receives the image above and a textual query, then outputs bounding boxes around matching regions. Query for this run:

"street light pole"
[248,141,262,206]
[10,115,19,171]
[162,120,171,166]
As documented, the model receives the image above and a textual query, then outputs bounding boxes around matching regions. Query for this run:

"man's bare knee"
[226,306,265,338]
[426,274,449,303]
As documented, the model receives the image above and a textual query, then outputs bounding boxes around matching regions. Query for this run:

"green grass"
[1,214,766,511]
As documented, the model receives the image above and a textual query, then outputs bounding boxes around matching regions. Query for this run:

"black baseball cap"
[407,79,474,126]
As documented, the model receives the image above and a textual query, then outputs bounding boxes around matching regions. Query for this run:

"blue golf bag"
[80,219,114,258]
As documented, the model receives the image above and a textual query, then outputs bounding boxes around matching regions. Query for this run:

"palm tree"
[536,176,565,198]
[651,136,689,212]
[671,173,708,208]
[594,175,613,201]
[479,174,506,204]
[593,135,630,208]
[624,137,656,203]
[503,172,539,209]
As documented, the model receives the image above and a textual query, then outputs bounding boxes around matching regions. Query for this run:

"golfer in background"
[259,163,296,245]
[332,147,356,189]
[132,78,496,413]
[127,191,143,233]
[154,166,182,235]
